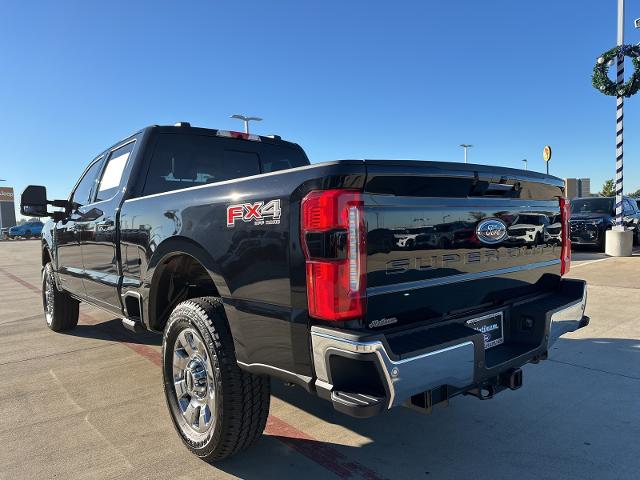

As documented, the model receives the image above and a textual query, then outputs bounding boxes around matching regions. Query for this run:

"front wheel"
[42,263,79,331]
[162,297,270,462]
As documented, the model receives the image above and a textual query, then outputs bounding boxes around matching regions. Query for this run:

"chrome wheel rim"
[172,328,216,438]
[43,271,54,326]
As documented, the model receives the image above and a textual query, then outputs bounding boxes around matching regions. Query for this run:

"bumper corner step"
[330,391,386,418]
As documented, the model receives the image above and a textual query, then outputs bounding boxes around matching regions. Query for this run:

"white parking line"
[571,256,612,268]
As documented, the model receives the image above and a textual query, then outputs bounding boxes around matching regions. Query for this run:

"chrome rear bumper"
[311,279,588,417]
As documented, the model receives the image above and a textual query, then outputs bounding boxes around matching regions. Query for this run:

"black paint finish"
[117,140,366,378]
[38,125,570,386]
[362,161,565,330]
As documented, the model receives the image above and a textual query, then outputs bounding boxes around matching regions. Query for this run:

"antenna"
[230,114,262,134]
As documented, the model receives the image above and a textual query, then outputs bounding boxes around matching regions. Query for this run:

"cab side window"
[71,157,104,206]
[95,142,135,202]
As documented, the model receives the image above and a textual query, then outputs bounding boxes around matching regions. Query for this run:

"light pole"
[522,159,528,171]
[614,0,625,229]
[459,144,473,164]
[230,114,262,134]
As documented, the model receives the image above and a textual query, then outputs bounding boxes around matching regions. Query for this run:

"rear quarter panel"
[119,161,366,380]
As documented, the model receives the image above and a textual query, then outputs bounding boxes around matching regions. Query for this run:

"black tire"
[162,297,270,462]
[42,263,79,331]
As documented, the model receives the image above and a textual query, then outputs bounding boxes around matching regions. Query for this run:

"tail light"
[301,190,366,321]
[559,197,571,275]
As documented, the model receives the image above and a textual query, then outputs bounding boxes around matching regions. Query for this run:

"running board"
[121,291,145,333]
[121,317,144,333]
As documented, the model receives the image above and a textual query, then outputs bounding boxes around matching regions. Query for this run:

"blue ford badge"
[476,218,507,245]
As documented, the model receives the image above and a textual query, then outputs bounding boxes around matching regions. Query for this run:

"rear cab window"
[142,132,308,196]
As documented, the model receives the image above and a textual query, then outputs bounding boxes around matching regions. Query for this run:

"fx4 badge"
[226,199,282,227]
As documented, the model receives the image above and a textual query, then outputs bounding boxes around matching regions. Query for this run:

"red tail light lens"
[559,197,571,275]
[301,190,366,321]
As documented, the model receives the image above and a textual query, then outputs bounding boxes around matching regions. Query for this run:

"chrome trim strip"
[548,282,588,345]
[121,290,145,329]
[367,259,561,296]
[550,285,588,323]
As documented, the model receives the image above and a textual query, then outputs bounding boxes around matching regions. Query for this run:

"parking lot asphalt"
[0,240,638,480]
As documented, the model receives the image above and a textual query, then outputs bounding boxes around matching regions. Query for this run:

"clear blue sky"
[1,0,639,219]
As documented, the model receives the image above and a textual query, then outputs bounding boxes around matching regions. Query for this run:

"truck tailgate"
[363,160,565,329]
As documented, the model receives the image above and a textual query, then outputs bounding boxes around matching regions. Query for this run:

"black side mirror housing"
[20,185,49,217]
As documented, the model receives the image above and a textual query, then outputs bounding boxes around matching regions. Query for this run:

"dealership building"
[0,187,17,230]
[564,178,592,199]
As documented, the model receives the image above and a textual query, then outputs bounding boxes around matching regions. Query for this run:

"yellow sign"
[543,145,552,162]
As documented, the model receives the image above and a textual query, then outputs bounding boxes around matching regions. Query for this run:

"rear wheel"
[42,263,79,331]
[162,297,270,462]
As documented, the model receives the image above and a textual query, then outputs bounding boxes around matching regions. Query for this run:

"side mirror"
[20,185,49,217]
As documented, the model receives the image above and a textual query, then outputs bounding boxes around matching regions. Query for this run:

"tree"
[600,179,615,197]
[628,189,640,198]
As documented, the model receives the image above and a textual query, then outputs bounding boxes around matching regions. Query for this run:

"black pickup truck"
[21,123,588,461]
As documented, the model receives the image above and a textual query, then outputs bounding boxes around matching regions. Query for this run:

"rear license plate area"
[466,312,504,349]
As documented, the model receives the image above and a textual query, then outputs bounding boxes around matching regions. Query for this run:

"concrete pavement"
[0,240,638,479]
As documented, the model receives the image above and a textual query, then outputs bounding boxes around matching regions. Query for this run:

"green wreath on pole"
[592,45,640,97]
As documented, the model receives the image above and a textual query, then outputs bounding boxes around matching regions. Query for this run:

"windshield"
[571,198,613,215]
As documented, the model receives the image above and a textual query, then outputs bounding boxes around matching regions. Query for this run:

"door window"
[71,157,104,206]
[96,142,135,201]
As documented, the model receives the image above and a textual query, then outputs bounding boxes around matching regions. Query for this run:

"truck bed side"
[119,160,367,384]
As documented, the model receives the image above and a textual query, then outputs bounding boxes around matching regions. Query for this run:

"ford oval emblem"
[476,218,508,245]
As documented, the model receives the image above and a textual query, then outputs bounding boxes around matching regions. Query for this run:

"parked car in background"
[570,196,640,250]
[8,221,44,239]
[636,198,640,210]
[507,213,549,246]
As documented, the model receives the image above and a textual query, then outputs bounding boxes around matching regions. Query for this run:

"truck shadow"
[56,317,640,479]
[216,336,640,480]
[66,318,162,346]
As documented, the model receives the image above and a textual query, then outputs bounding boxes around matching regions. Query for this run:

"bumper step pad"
[331,390,386,417]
